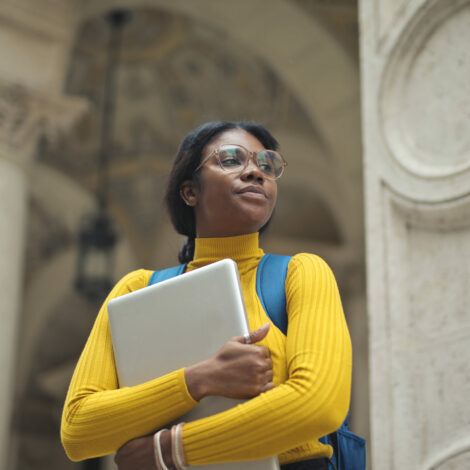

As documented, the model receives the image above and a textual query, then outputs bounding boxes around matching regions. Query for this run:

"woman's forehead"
[204,129,266,156]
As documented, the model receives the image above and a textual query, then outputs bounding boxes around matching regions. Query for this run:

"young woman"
[61,121,352,470]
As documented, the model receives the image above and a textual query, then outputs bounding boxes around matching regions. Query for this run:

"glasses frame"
[195,144,287,180]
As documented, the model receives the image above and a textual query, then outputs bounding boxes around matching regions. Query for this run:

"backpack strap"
[256,254,292,335]
[148,264,187,286]
[257,254,365,470]
[149,256,364,470]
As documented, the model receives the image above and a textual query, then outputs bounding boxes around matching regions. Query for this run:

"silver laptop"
[108,259,280,470]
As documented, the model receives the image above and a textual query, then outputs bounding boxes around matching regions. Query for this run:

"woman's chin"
[234,214,272,235]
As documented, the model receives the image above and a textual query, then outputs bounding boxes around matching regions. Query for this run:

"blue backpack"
[149,254,366,470]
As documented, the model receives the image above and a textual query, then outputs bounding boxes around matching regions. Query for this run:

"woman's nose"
[240,158,264,182]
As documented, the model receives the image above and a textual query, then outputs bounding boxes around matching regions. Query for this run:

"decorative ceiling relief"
[380,0,470,181]
[0,78,85,161]
[38,7,320,263]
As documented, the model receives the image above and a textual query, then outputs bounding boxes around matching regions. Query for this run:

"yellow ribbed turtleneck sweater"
[61,233,352,465]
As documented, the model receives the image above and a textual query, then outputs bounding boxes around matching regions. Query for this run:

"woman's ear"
[180,180,198,207]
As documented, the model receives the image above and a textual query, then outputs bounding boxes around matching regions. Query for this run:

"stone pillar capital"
[0,77,87,167]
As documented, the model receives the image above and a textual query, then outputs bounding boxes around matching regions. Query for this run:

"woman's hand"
[185,323,274,401]
[115,324,273,469]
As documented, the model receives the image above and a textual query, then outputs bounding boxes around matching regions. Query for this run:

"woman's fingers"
[264,369,274,382]
[246,322,270,344]
[233,322,270,345]
[257,345,271,359]
[257,356,273,372]
[192,322,275,399]
[262,381,275,392]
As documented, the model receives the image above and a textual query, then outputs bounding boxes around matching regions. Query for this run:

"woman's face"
[182,129,278,238]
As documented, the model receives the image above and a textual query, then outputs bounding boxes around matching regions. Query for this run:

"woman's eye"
[260,165,275,176]
[257,158,275,174]
[220,154,242,167]
[222,159,241,167]
[260,163,274,172]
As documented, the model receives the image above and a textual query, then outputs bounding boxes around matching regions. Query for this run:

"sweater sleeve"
[181,253,352,465]
[61,269,198,461]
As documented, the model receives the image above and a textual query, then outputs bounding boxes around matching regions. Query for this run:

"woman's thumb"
[245,323,270,344]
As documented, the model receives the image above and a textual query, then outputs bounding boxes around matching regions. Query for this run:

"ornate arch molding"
[75,0,362,246]
[379,0,470,200]
[78,0,359,173]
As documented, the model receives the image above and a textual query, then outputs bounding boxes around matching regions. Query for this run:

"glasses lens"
[217,145,285,179]
[218,146,247,169]
[256,151,284,178]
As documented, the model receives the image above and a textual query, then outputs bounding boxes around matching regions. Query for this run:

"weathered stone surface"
[360,0,470,468]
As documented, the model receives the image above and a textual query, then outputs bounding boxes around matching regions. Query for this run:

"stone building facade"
[2,1,466,469]
[360,0,470,468]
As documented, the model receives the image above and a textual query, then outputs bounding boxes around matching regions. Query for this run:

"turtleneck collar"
[186,232,264,271]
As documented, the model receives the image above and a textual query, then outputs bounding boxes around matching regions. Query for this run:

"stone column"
[0,91,29,470]
[360,0,470,468]
[0,79,85,470]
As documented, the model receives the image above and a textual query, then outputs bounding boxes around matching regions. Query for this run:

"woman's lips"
[237,185,267,198]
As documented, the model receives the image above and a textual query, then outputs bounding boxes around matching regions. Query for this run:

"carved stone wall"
[360,0,470,468]
[0,78,85,470]
[1,1,365,469]
[0,2,86,468]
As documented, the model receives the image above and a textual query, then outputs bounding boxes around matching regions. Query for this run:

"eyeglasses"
[195,144,287,180]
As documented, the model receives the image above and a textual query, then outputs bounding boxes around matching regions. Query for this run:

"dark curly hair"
[164,121,279,263]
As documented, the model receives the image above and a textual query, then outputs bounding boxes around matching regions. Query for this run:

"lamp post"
[75,210,118,301]
[75,9,131,303]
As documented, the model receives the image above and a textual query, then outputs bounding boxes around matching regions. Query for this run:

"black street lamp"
[75,9,131,302]
[75,210,118,301]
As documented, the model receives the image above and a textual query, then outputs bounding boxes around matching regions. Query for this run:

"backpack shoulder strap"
[258,254,364,470]
[148,264,187,286]
[256,254,292,335]
[150,257,364,469]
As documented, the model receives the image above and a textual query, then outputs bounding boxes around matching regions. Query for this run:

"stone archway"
[77,0,362,243]
[9,2,366,469]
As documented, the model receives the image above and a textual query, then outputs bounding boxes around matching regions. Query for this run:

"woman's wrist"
[184,360,213,401]
[154,426,187,470]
